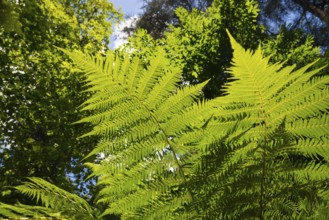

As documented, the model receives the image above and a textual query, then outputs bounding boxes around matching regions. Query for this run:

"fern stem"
[260,116,268,220]
[260,140,265,220]
[150,112,194,201]
[258,103,268,220]
[132,94,194,202]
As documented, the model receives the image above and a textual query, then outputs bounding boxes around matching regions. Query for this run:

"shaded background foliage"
[0,0,121,204]
[0,0,22,33]
[258,0,329,47]
[125,0,327,98]
[133,0,329,47]
[133,0,214,39]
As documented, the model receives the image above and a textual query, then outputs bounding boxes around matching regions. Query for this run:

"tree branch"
[292,0,329,26]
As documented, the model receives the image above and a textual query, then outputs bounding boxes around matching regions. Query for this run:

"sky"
[109,0,144,49]
[110,0,144,16]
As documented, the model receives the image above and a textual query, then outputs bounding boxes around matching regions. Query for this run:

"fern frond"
[14,177,94,219]
[0,202,59,219]
[190,30,329,219]
[64,48,216,218]
[287,114,329,138]
[63,30,329,219]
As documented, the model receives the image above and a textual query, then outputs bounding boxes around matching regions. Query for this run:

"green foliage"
[62,47,216,219]
[131,0,214,39]
[0,178,95,219]
[124,0,264,98]
[15,177,95,219]
[0,202,58,219]
[188,30,329,219]
[0,0,22,33]
[258,0,329,48]
[0,0,121,203]
[1,31,328,219]
[263,26,321,68]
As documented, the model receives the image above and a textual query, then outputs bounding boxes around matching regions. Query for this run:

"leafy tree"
[0,0,121,203]
[262,26,321,67]
[293,0,329,25]
[125,0,265,99]
[1,31,328,219]
[258,0,329,47]
[125,0,327,100]
[135,0,329,48]
[0,0,21,33]
[131,0,214,39]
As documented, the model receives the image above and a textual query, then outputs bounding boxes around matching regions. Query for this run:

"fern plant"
[62,48,222,219]
[0,177,95,219]
[187,31,329,219]
[1,32,328,220]
[0,201,58,219]
[66,31,329,219]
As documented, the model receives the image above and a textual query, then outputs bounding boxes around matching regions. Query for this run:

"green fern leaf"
[14,177,94,219]
[190,30,329,219]
[64,48,217,219]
